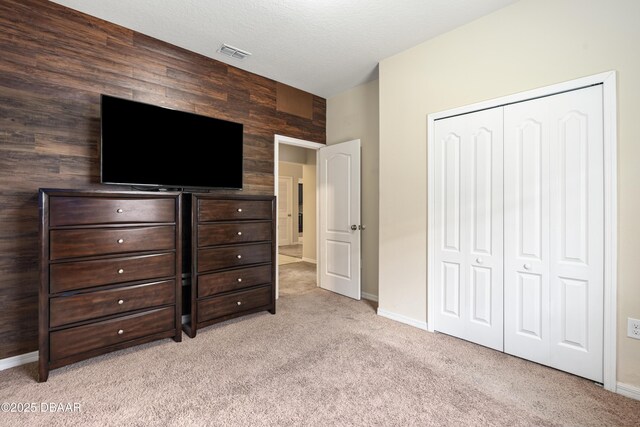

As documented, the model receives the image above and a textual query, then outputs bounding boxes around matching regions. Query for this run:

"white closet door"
[433,108,504,351]
[504,85,604,382]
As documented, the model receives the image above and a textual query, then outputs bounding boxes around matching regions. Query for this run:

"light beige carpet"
[1,262,639,426]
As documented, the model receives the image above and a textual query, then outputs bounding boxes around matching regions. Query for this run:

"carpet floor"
[1,262,639,426]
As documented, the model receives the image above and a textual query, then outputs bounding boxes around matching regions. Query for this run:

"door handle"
[351,225,357,231]
[358,225,366,230]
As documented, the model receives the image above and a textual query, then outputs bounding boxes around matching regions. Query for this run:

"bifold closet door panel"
[504,85,604,382]
[433,107,504,351]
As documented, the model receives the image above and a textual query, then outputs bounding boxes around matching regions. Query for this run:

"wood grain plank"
[0,0,324,359]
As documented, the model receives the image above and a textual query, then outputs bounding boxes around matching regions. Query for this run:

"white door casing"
[433,108,504,351]
[503,85,604,382]
[278,176,293,246]
[319,139,361,300]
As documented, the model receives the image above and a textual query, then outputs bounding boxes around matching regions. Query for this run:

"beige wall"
[302,161,317,262]
[379,0,640,386]
[278,162,303,244]
[327,80,380,300]
[279,144,308,164]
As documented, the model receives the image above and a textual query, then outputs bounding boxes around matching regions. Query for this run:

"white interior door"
[318,139,361,300]
[433,108,504,351]
[504,85,604,382]
[278,176,293,246]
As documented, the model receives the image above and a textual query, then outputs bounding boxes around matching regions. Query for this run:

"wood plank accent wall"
[0,0,326,359]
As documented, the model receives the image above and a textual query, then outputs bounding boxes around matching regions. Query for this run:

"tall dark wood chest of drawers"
[39,189,182,382]
[185,194,276,338]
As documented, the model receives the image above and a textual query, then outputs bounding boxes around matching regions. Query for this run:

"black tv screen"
[100,94,243,190]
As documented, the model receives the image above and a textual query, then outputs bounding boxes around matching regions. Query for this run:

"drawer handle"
[237,231,243,236]
[236,301,242,306]
[117,329,124,335]
[237,208,243,213]
[524,263,531,270]
[237,278,242,282]
[236,255,242,259]
[118,299,124,305]
[116,208,123,214]
[118,268,124,274]
[117,238,124,244]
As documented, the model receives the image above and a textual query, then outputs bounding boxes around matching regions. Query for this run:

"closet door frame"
[427,71,617,391]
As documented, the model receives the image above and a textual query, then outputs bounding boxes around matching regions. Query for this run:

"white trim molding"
[377,308,428,330]
[361,292,378,302]
[0,351,38,371]
[301,257,317,264]
[616,383,640,401]
[427,71,618,391]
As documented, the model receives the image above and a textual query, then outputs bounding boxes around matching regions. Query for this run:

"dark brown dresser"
[185,194,276,338]
[39,189,182,382]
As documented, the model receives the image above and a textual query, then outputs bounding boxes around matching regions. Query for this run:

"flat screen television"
[100,94,243,190]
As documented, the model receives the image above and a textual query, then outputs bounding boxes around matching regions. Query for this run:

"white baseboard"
[302,257,317,264]
[0,351,38,371]
[617,382,640,401]
[377,308,428,330]
[361,292,378,302]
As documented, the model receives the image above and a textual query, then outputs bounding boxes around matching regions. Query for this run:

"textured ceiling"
[50,0,519,98]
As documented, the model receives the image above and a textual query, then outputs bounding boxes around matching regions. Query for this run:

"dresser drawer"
[198,286,271,323]
[198,243,271,273]
[49,197,175,226]
[50,253,175,293]
[50,280,175,328]
[50,226,175,260]
[198,222,271,247]
[50,307,175,361]
[198,199,272,222]
[198,265,272,298]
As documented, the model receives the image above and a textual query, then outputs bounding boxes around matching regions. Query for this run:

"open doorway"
[274,135,324,298]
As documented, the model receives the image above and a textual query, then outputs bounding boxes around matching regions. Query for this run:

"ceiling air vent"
[218,44,251,60]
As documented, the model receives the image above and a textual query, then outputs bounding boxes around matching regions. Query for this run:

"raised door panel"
[443,134,461,252]
[433,108,503,350]
[434,122,465,337]
[318,140,361,300]
[547,85,604,382]
[441,262,461,317]
[321,151,356,289]
[504,99,551,365]
[465,116,503,351]
[504,85,604,382]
